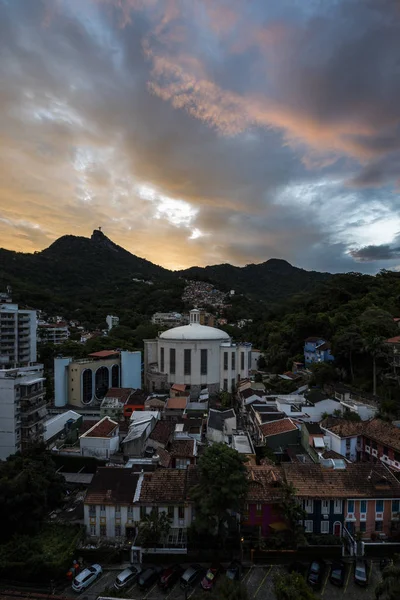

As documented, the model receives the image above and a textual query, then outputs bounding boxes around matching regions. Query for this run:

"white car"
[72,564,103,592]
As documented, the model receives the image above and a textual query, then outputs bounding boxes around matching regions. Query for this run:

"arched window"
[95,366,109,399]
[111,364,120,388]
[82,369,93,404]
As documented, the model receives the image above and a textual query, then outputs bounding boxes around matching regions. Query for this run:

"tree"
[274,572,318,600]
[375,565,400,600]
[136,509,171,548]
[332,327,363,381]
[190,444,248,539]
[309,362,337,387]
[280,482,306,547]
[257,355,267,370]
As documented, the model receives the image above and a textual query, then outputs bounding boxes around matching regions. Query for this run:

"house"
[146,420,175,451]
[274,393,341,422]
[248,404,286,441]
[79,417,119,459]
[159,439,198,469]
[361,418,400,471]
[184,400,209,418]
[301,422,329,460]
[304,337,334,366]
[100,388,133,420]
[231,432,256,463]
[164,395,189,419]
[242,466,285,537]
[138,469,192,550]
[257,418,299,450]
[206,409,237,443]
[121,412,157,457]
[84,467,141,539]
[333,385,378,420]
[144,396,167,412]
[170,383,188,397]
[44,410,82,446]
[239,387,266,410]
[173,419,203,443]
[320,417,364,462]
[123,389,148,418]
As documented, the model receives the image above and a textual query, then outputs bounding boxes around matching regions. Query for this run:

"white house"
[206,408,237,443]
[320,419,363,462]
[106,315,119,331]
[79,416,119,458]
[144,309,251,397]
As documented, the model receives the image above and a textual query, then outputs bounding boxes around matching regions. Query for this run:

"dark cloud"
[350,243,400,262]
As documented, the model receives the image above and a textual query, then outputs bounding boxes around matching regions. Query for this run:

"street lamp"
[240,536,244,562]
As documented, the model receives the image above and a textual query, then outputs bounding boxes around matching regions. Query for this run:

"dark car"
[307,560,325,589]
[138,566,162,590]
[354,560,369,586]
[158,564,183,591]
[226,560,242,581]
[201,563,221,591]
[114,566,142,590]
[288,562,307,576]
[329,562,346,587]
[180,564,204,590]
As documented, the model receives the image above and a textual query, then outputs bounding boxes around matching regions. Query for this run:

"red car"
[201,563,221,591]
[158,564,183,591]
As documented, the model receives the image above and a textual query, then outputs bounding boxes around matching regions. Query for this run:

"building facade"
[144,310,251,397]
[0,364,47,459]
[37,324,70,345]
[0,299,37,368]
[304,337,334,366]
[106,315,119,331]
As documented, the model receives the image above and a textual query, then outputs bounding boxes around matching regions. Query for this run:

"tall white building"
[0,298,37,368]
[0,365,47,460]
[144,309,251,397]
[106,315,119,331]
[37,323,70,345]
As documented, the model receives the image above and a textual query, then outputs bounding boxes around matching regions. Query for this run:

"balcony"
[21,387,46,401]
[21,396,47,415]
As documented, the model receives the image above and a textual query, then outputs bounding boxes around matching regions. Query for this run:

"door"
[334,522,341,536]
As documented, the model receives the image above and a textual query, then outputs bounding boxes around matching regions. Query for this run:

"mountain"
[0,231,332,322]
[178,258,331,300]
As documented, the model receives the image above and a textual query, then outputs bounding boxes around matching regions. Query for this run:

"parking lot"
[69,561,381,600]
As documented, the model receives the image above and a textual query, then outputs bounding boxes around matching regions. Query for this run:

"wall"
[263,428,300,450]
[68,357,119,408]
[0,377,19,459]
[300,499,344,536]
[250,351,261,372]
[206,426,225,444]
[345,498,399,538]
[121,351,142,389]
[80,432,120,458]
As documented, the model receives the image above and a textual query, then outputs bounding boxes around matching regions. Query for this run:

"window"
[178,506,185,519]
[127,506,133,517]
[115,525,121,537]
[140,506,146,519]
[168,506,174,519]
[201,349,207,375]
[111,364,120,387]
[304,520,313,533]
[346,439,351,449]
[360,500,367,515]
[231,353,236,371]
[383,446,389,456]
[375,520,383,532]
[89,505,96,516]
[256,503,262,514]
[360,521,366,533]
[241,351,245,370]
[392,500,400,516]
[184,349,191,375]
[320,521,329,534]
[160,347,165,372]
[395,451,400,462]
[100,525,106,537]
[304,499,314,514]
[82,369,93,404]
[100,505,106,513]
[376,500,384,515]
[347,500,354,514]
[372,440,377,450]
[231,377,235,391]
[321,500,330,515]
[224,352,228,370]
[90,524,96,536]
[334,499,342,514]
[95,366,109,399]
[170,348,176,375]
[176,458,190,469]
[223,379,228,392]
[115,505,121,515]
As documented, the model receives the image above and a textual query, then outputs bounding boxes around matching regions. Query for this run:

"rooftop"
[80,416,118,438]
[386,336,400,344]
[87,350,120,358]
[104,388,134,403]
[159,323,230,341]
[208,408,236,431]
[283,463,400,498]
[85,468,139,505]
[166,396,188,410]
[321,417,364,438]
[171,383,187,393]
[363,418,400,453]
[149,420,175,446]
[232,433,254,455]
[304,422,324,435]
[168,439,196,457]
[259,418,298,437]
[139,469,187,503]
[246,465,284,502]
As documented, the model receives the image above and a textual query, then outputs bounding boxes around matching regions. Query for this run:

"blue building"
[304,337,334,366]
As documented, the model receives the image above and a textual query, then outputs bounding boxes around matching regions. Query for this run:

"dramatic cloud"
[1,0,400,272]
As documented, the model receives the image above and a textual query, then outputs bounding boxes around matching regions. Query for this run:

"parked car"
[158,564,183,591]
[307,560,325,589]
[180,564,204,589]
[287,562,307,576]
[354,560,369,586]
[226,560,242,581]
[201,563,222,591]
[329,562,346,587]
[138,566,163,590]
[114,566,142,590]
[72,564,102,592]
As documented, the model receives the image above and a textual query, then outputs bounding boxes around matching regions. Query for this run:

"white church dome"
[159,323,230,341]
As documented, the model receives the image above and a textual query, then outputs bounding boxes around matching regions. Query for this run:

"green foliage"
[257,355,267,369]
[0,446,66,542]
[136,509,171,547]
[220,391,233,408]
[274,572,318,600]
[309,362,337,386]
[192,577,249,600]
[375,565,400,600]
[280,482,307,547]
[191,443,248,538]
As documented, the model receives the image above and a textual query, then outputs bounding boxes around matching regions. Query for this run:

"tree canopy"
[274,572,318,600]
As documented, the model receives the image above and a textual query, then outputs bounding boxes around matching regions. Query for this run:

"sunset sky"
[1,0,400,272]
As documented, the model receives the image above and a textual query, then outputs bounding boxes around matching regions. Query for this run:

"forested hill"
[0,230,332,320]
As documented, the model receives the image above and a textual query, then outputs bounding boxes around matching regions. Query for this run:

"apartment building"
[0,365,47,459]
[0,298,37,368]
[37,323,70,345]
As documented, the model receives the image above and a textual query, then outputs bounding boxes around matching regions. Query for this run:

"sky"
[1,0,400,272]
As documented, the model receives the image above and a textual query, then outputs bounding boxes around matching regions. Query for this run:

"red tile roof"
[283,463,400,498]
[246,465,284,502]
[171,383,187,392]
[139,470,187,503]
[386,336,400,344]
[87,350,120,358]
[320,418,364,438]
[149,421,175,446]
[81,416,119,438]
[259,418,298,437]
[168,439,195,458]
[105,388,134,403]
[157,447,172,468]
[363,418,400,453]
[166,396,188,410]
